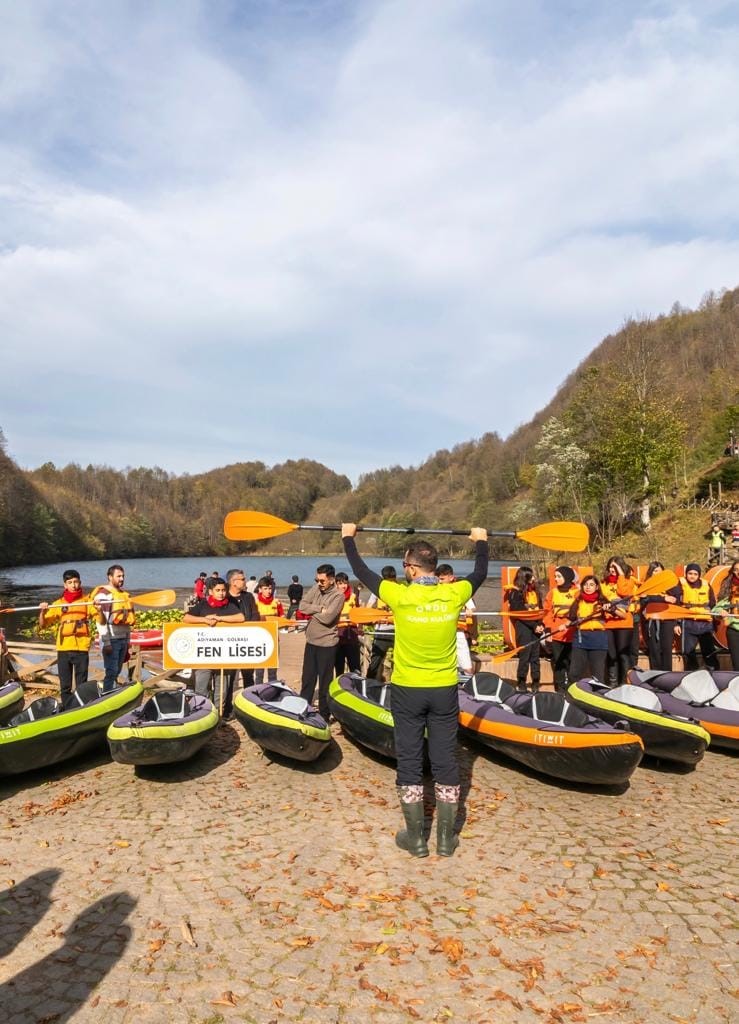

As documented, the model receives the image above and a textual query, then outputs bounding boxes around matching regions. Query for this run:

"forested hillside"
[1,287,738,567]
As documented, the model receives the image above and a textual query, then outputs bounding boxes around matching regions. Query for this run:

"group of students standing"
[505,557,739,692]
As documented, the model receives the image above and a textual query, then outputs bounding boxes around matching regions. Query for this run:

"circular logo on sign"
[170,633,195,658]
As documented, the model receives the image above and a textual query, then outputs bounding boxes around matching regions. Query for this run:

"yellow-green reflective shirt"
[378,579,473,687]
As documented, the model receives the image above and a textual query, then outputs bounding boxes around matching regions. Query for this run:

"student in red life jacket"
[194,573,207,601]
[254,577,284,683]
[676,563,719,671]
[335,572,361,674]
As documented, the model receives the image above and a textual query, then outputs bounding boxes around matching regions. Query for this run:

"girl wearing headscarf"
[677,563,719,671]
[542,566,579,692]
[640,561,681,671]
[505,566,544,691]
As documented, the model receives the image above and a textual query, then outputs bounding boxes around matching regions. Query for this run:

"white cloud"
[1,0,739,480]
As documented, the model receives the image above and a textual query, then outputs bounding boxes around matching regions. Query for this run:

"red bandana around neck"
[581,590,599,604]
[207,595,229,608]
[62,589,83,604]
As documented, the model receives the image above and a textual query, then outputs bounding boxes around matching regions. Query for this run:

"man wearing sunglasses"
[342,523,488,858]
[298,564,345,722]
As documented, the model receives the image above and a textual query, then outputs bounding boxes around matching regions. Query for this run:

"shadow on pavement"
[257,735,344,774]
[0,869,62,959]
[0,745,112,803]
[0,890,136,1023]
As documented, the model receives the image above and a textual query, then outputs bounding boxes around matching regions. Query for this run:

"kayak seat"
[360,679,392,708]
[727,676,739,696]
[148,690,188,721]
[465,673,516,703]
[608,685,662,712]
[264,694,309,717]
[72,682,103,706]
[8,696,60,726]
[711,689,739,711]
[671,671,720,705]
[530,691,591,728]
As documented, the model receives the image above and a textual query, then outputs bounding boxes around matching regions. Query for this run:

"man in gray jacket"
[299,563,345,722]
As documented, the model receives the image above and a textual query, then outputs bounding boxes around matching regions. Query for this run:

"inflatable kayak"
[129,629,164,649]
[0,681,144,776]
[458,673,643,785]
[107,690,218,766]
[567,678,710,765]
[328,673,395,759]
[0,681,24,726]
[233,682,330,762]
[628,668,739,751]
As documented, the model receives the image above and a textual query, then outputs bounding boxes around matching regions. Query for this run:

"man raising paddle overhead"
[341,523,488,858]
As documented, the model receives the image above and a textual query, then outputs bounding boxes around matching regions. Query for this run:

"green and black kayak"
[567,678,711,765]
[233,682,330,762]
[0,681,24,726]
[328,673,395,759]
[0,681,143,776]
[107,690,219,766]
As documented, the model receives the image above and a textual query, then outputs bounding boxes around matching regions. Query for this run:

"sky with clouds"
[2,0,739,481]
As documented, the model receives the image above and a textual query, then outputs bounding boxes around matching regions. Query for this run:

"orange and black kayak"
[458,673,643,785]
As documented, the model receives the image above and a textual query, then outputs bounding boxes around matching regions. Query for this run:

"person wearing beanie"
[38,569,97,708]
[542,566,579,692]
[678,563,719,671]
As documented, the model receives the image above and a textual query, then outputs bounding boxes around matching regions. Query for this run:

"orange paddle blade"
[633,569,679,598]
[131,589,176,607]
[224,511,297,541]
[516,521,589,553]
[349,608,393,625]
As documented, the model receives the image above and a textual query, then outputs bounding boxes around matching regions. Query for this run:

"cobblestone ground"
[1,641,737,1024]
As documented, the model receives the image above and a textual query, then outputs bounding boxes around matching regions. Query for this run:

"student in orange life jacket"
[568,575,626,683]
[90,564,136,694]
[334,572,362,674]
[366,566,397,680]
[542,566,579,692]
[640,561,681,671]
[38,569,96,708]
[254,577,284,683]
[600,556,637,685]
[677,563,719,671]
[505,566,544,692]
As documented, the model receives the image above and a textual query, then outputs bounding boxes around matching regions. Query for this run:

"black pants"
[607,628,633,685]
[513,621,540,687]
[368,634,393,680]
[683,629,719,671]
[549,640,571,692]
[392,684,459,788]
[335,637,361,675]
[727,629,739,670]
[57,650,89,708]
[570,645,607,683]
[300,643,337,721]
[644,620,675,672]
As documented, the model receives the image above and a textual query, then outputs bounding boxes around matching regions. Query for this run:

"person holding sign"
[184,576,245,714]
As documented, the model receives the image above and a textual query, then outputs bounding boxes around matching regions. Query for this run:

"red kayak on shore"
[128,629,163,649]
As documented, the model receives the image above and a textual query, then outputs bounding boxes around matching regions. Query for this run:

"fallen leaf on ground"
[211,991,239,1007]
[180,917,197,947]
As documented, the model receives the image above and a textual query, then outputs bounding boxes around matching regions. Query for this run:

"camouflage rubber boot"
[395,786,429,858]
[435,784,460,857]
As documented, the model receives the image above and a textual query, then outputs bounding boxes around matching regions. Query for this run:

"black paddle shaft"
[293,525,512,538]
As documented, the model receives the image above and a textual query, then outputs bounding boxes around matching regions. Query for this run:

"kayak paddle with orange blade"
[490,569,680,664]
[0,589,177,614]
[223,511,589,552]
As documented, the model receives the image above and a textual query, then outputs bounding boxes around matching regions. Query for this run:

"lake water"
[0,556,506,635]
